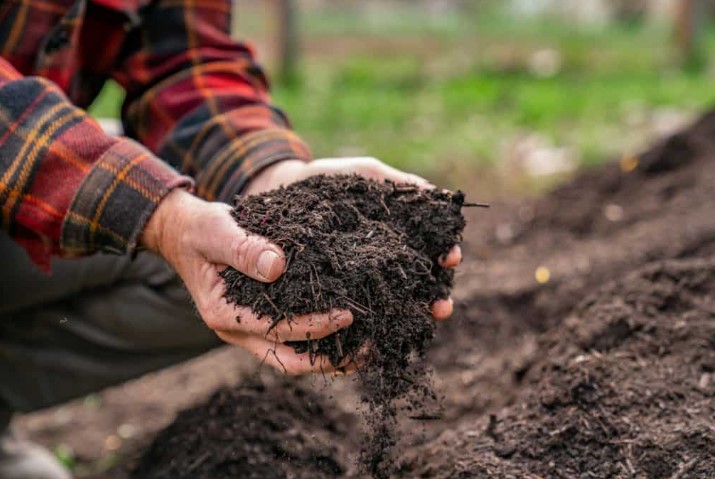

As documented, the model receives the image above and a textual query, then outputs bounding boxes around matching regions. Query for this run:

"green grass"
[90,12,715,190]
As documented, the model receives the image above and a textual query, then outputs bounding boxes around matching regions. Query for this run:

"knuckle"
[362,157,383,172]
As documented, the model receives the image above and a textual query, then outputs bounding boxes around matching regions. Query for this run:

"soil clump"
[219,175,467,476]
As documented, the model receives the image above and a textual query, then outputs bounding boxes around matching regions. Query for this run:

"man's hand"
[141,189,355,375]
[245,157,463,320]
[142,157,461,375]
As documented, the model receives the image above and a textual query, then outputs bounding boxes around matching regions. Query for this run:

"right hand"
[141,188,355,375]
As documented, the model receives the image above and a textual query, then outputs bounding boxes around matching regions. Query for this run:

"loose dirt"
[60,110,715,478]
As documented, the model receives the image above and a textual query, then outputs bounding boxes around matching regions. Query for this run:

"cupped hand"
[141,189,355,375]
[244,157,463,320]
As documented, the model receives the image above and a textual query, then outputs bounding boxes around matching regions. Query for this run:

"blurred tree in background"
[91,0,715,193]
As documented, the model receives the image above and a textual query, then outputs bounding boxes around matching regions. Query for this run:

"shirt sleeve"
[112,0,312,204]
[0,57,192,271]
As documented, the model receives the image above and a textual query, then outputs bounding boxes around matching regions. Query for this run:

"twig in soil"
[270,347,288,374]
[463,202,490,208]
[258,348,272,371]
[335,334,344,358]
[393,185,419,193]
[378,195,391,215]
[414,259,433,275]
[263,294,287,335]
[347,203,363,220]
[309,267,317,304]
[186,451,212,472]
[324,204,342,225]
[396,375,415,385]
[622,442,637,476]
[311,263,322,299]
[335,294,373,314]
[361,283,373,313]
[485,414,500,441]
[408,414,443,421]
[668,458,698,479]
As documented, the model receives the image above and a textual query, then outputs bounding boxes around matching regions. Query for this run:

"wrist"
[243,159,306,196]
[140,188,196,253]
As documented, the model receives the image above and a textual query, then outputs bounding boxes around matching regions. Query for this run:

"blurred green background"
[90,0,715,194]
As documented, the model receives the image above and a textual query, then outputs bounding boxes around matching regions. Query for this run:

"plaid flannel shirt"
[0,0,312,270]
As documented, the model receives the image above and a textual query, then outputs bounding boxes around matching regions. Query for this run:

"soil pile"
[400,259,715,478]
[397,111,715,477]
[426,108,715,424]
[219,175,467,476]
[131,379,354,479]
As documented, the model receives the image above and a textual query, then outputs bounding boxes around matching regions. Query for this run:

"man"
[0,1,461,477]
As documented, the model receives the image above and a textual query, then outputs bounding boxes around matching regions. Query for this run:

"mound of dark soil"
[422,113,715,430]
[131,379,354,479]
[396,111,715,477]
[400,258,715,477]
[218,175,466,476]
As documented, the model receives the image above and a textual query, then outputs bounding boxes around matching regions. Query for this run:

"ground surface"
[16,111,715,477]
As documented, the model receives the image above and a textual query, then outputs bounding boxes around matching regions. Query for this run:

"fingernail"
[257,250,281,279]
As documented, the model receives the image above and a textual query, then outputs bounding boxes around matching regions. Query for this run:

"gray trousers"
[0,233,221,420]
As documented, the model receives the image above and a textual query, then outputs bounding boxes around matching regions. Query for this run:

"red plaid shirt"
[0,0,311,270]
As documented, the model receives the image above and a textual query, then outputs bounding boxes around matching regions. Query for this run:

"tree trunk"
[268,0,299,85]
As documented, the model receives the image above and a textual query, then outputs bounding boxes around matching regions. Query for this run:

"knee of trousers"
[0,253,223,412]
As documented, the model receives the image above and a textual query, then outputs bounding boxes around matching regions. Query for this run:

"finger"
[219,332,343,375]
[206,301,353,341]
[268,309,354,342]
[334,361,360,376]
[376,162,432,188]
[439,245,462,269]
[199,206,286,282]
[431,297,454,321]
[309,158,432,188]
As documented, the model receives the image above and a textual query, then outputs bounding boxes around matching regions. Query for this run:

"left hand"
[244,157,462,320]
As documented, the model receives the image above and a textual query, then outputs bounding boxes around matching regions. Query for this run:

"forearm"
[0,57,191,269]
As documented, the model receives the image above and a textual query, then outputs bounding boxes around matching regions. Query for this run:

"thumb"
[201,205,286,282]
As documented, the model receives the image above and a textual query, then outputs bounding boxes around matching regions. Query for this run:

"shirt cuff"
[61,138,193,256]
[208,128,312,204]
